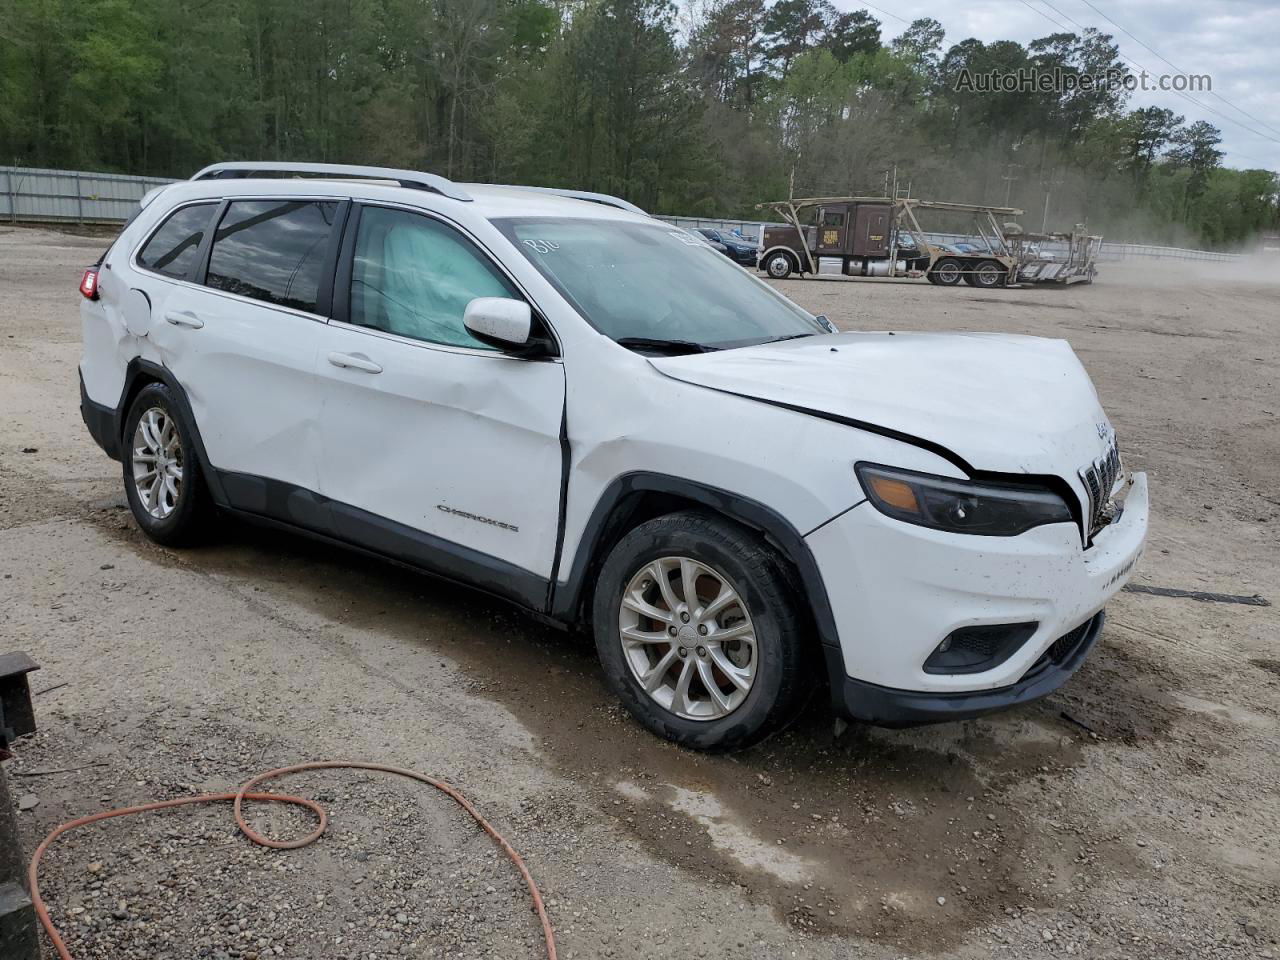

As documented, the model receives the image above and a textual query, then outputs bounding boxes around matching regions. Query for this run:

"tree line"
[1,0,1276,249]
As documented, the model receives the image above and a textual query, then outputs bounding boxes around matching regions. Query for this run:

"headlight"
[855,463,1073,536]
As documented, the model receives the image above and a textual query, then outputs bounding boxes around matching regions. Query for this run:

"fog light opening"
[923,622,1039,675]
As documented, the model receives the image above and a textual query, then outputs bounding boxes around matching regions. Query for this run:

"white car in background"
[78,162,1148,750]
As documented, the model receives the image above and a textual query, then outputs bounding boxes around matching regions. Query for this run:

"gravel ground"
[1,225,1277,959]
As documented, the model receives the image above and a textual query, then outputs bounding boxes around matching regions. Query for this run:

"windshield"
[494,217,823,350]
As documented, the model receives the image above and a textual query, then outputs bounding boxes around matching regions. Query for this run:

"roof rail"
[190,161,473,202]
[494,185,646,216]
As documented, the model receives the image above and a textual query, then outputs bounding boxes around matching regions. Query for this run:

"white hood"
[650,331,1114,477]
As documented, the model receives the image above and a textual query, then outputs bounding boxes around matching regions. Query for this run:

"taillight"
[79,268,99,301]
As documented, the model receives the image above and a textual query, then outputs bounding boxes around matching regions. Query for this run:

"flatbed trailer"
[755,195,1026,288]
[1013,227,1102,284]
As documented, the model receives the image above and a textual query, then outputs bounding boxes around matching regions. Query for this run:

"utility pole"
[1001,163,1022,206]
[1041,172,1065,233]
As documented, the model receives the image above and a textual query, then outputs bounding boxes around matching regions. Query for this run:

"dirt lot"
[1,225,1277,959]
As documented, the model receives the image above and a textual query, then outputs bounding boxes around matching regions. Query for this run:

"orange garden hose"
[27,761,557,960]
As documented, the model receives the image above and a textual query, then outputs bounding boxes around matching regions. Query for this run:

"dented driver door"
[313,204,566,602]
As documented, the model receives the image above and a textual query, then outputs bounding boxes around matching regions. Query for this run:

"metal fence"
[1,166,173,225]
[0,165,1244,263]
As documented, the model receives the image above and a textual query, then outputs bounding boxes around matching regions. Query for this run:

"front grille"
[1048,620,1090,661]
[1023,617,1094,678]
[1079,440,1122,539]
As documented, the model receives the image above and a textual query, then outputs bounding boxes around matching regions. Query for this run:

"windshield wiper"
[616,337,719,355]
[757,333,814,345]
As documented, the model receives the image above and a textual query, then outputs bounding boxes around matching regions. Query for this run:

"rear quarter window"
[136,203,217,280]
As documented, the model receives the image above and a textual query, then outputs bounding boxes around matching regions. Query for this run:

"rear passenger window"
[206,200,339,313]
[137,203,215,279]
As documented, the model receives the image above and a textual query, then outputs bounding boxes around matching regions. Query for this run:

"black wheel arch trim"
[550,471,842,651]
[83,358,231,506]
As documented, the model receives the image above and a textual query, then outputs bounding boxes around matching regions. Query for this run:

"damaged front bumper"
[807,471,1148,726]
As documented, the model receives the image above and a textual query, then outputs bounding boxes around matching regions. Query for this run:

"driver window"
[350,206,517,349]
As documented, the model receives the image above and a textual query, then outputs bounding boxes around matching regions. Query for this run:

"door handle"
[164,310,204,329]
[327,352,383,374]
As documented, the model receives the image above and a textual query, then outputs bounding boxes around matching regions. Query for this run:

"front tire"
[763,251,794,280]
[592,512,806,751]
[122,382,213,546]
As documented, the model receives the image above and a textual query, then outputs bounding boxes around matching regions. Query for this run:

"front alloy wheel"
[592,511,806,751]
[619,556,756,720]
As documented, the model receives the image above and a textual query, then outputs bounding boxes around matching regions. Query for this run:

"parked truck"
[755,195,1026,288]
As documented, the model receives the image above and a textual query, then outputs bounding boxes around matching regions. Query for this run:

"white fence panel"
[1,165,174,224]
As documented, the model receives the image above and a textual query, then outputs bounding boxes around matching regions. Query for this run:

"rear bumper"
[827,611,1104,726]
[80,370,121,461]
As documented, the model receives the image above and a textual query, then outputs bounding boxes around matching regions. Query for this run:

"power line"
[1033,0,1091,35]
[1070,0,1280,143]
[1018,0,1072,35]
[1016,0,1278,168]
[857,2,910,27]
[1018,0,1280,150]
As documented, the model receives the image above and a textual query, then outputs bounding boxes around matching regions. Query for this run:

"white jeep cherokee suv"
[78,162,1148,750]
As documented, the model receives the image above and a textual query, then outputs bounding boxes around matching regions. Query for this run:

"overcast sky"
[853,0,1280,172]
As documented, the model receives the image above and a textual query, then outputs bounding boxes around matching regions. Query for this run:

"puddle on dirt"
[81,508,1199,950]
[616,779,814,884]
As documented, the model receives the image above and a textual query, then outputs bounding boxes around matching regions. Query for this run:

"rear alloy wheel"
[973,260,1006,288]
[131,407,184,521]
[593,512,805,751]
[764,252,794,279]
[930,257,963,286]
[122,382,213,546]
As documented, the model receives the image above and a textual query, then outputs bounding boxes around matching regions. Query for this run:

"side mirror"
[464,297,533,350]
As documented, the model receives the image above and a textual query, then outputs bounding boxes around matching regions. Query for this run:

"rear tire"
[930,257,963,286]
[972,259,1006,288]
[592,511,806,751]
[122,382,213,546]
